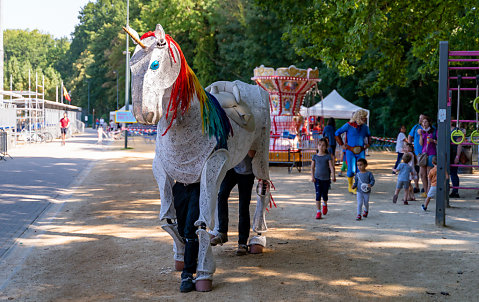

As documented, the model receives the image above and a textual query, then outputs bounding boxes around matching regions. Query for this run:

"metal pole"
[87,81,90,128]
[116,71,119,110]
[124,0,130,149]
[436,41,449,226]
[0,0,4,104]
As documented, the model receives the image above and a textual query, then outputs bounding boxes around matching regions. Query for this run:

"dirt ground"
[1,136,479,301]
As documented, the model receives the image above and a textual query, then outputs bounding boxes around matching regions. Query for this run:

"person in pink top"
[59,112,70,146]
[417,115,437,196]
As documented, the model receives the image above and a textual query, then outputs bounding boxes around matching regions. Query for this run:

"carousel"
[252,65,321,172]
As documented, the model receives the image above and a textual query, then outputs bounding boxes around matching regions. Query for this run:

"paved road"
[0,129,107,258]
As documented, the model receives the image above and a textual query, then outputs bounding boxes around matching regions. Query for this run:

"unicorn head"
[129,24,181,124]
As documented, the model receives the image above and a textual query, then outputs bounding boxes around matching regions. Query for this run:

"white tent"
[299,89,369,122]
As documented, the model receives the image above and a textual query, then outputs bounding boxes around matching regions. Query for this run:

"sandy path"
[1,137,478,301]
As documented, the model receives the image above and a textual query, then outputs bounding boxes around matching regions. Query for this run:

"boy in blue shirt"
[392,153,414,204]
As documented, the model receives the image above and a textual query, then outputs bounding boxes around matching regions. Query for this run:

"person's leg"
[320,179,330,215]
[450,166,459,197]
[356,192,364,219]
[346,150,356,193]
[363,192,370,215]
[216,169,238,234]
[237,173,255,246]
[420,166,428,196]
[393,152,404,170]
[314,179,322,219]
[403,181,410,204]
[414,165,420,192]
[181,183,201,292]
[393,186,401,203]
[172,182,189,239]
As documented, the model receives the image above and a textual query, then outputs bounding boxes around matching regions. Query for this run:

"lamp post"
[113,70,119,110]
[124,0,130,149]
[87,80,91,127]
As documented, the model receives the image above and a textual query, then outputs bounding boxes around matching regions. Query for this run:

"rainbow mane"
[140,32,233,149]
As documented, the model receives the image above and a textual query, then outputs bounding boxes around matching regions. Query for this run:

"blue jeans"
[173,182,200,275]
[394,152,404,169]
[217,169,255,245]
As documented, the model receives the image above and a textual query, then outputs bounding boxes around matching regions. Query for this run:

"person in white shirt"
[392,125,407,174]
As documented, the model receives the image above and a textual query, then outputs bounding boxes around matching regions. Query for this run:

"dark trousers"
[314,179,330,202]
[173,182,200,275]
[393,152,404,169]
[217,169,255,245]
[450,166,459,194]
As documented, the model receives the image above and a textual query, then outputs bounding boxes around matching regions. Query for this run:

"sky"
[3,0,91,39]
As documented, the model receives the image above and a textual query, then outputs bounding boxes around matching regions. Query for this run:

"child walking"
[392,153,414,204]
[422,156,438,211]
[405,143,418,201]
[352,158,375,220]
[311,138,336,219]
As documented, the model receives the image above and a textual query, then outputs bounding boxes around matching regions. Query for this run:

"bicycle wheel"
[31,133,42,143]
[44,132,53,143]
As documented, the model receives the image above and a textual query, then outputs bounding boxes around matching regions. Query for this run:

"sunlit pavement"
[0,129,118,258]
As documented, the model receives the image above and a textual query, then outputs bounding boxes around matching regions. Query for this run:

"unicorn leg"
[153,153,182,268]
[249,179,271,254]
[161,221,185,271]
[194,149,229,290]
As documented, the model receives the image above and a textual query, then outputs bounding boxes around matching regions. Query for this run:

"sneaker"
[403,201,409,205]
[356,215,362,221]
[421,188,425,193]
[210,232,228,246]
[363,211,368,218]
[449,192,460,198]
[315,211,322,219]
[421,204,427,211]
[413,187,420,193]
[235,244,248,256]
[322,204,328,215]
[180,273,195,293]
[392,195,398,204]
[421,192,427,198]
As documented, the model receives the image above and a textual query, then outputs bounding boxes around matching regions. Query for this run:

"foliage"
[3,29,68,100]
[5,0,479,134]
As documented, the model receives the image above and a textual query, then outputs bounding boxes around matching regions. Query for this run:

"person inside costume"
[334,109,371,194]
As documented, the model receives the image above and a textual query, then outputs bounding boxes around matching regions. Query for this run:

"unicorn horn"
[122,26,146,49]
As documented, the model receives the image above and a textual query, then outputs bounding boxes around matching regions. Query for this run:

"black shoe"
[413,187,420,193]
[180,273,195,293]
[421,188,425,193]
[449,192,460,198]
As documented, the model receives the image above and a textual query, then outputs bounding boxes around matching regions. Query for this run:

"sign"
[115,110,137,123]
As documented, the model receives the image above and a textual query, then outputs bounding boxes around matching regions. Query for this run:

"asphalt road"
[0,129,105,258]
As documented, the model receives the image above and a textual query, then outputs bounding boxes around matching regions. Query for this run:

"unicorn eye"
[150,60,159,70]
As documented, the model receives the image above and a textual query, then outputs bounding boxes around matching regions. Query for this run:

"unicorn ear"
[154,24,166,42]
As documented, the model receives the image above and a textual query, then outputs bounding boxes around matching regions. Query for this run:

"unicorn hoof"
[249,244,264,254]
[195,279,212,292]
[175,260,184,271]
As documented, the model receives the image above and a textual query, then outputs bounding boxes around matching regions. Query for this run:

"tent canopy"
[300,89,369,120]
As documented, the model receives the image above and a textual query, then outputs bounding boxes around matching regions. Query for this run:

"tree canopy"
[4,0,479,135]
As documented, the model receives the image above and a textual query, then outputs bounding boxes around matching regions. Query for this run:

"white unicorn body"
[128,24,272,283]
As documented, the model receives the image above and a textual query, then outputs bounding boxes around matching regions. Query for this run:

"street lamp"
[113,70,119,110]
[87,80,90,127]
